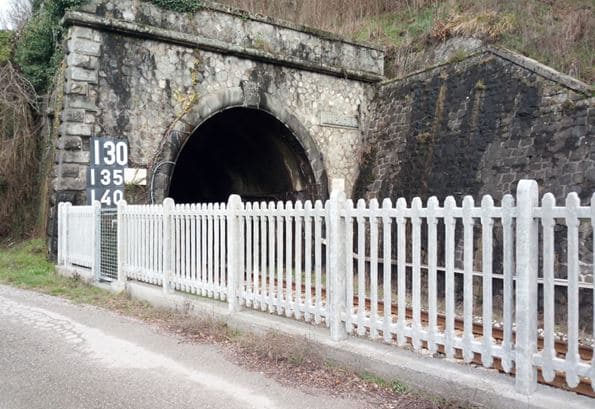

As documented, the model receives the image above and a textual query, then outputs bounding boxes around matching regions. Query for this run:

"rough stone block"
[65,95,99,112]
[68,38,101,57]
[70,26,96,41]
[66,81,89,95]
[63,122,92,137]
[55,150,89,164]
[84,112,96,124]
[62,109,86,123]
[54,176,86,191]
[55,163,85,179]
[57,135,83,150]
[68,66,98,84]
[67,53,98,70]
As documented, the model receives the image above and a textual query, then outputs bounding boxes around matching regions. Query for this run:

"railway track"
[251,277,594,397]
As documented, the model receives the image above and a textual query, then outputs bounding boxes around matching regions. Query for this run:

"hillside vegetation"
[218,0,594,84]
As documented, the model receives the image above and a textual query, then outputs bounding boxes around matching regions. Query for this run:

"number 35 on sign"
[87,137,128,207]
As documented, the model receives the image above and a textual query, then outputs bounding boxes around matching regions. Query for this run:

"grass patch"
[0,239,238,341]
[0,239,152,311]
[354,3,445,49]
[359,371,409,395]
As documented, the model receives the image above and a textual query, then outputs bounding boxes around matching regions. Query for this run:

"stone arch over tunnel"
[168,107,322,203]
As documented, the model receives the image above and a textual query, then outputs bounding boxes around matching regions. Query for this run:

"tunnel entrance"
[168,107,320,204]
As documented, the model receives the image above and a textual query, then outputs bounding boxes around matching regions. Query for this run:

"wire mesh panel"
[100,208,118,281]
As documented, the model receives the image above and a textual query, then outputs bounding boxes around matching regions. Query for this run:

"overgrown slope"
[218,0,594,84]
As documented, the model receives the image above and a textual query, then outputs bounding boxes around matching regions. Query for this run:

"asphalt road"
[0,285,363,409]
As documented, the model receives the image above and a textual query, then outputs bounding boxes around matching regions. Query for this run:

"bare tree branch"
[0,0,33,31]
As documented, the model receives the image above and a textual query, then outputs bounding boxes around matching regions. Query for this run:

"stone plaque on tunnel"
[320,111,359,129]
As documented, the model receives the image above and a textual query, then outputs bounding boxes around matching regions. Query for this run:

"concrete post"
[116,200,127,289]
[515,179,539,395]
[227,194,243,313]
[92,201,101,280]
[163,198,175,294]
[329,178,348,341]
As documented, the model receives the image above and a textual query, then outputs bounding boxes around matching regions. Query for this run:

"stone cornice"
[63,11,385,83]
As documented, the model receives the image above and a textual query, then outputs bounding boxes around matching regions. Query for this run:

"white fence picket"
[411,197,422,351]
[314,200,323,324]
[501,194,515,373]
[285,201,293,318]
[444,196,456,358]
[295,201,303,320]
[345,199,354,334]
[462,196,475,363]
[541,193,556,382]
[276,201,284,315]
[427,197,439,354]
[481,195,494,368]
[591,195,595,390]
[396,198,407,347]
[356,199,366,337]
[382,198,392,343]
[565,193,580,388]
[369,198,379,339]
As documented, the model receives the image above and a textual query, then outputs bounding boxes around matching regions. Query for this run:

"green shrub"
[13,1,204,93]
[14,1,87,93]
[0,31,13,64]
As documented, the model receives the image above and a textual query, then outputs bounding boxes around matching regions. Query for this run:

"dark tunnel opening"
[168,107,319,204]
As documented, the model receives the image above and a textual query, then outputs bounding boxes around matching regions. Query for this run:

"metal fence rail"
[57,179,595,396]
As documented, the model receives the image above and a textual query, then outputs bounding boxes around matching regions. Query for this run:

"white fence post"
[57,202,64,265]
[329,179,347,341]
[227,194,243,313]
[163,198,175,294]
[92,201,101,280]
[515,179,539,395]
[116,200,127,289]
[64,202,72,268]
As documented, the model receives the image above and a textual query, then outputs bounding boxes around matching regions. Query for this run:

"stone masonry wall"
[355,49,594,291]
[356,50,593,204]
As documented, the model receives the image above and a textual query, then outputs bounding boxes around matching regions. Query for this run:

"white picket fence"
[57,202,98,271]
[57,180,595,396]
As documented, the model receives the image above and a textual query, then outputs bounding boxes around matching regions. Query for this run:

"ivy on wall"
[14,0,87,93]
[13,1,203,94]
[147,0,202,13]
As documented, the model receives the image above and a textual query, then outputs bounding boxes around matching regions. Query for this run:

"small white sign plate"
[320,111,359,129]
